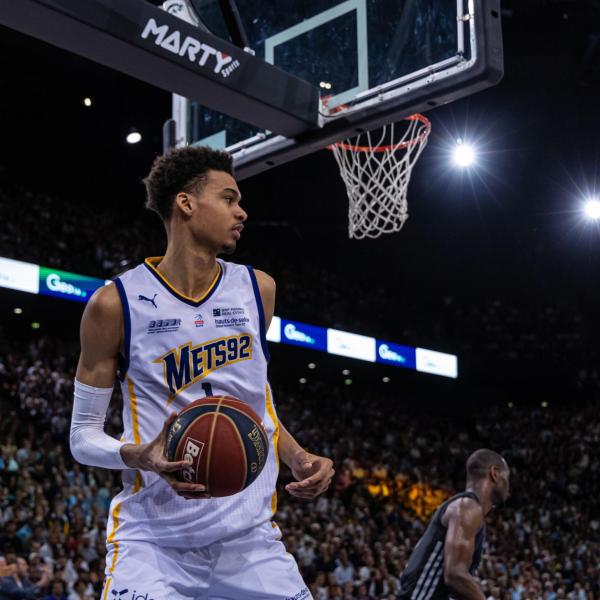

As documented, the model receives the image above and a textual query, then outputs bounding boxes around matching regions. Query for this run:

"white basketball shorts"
[102,521,311,600]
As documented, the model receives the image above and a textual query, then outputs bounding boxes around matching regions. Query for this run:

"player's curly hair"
[143,146,234,221]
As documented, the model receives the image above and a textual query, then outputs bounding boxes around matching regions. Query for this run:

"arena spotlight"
[344,378,352,386]
[14,307,23,314]
[453,139,476,168]
[31,322,40,329]
[308,363,316,370]
[382,376,390,383]
[584,198,600,221]
[342,369,350,376]
[299,377,307,384]
[126,130,142,144]
[83,97,92,107]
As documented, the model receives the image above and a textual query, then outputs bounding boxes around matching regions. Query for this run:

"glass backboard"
[163,0,503,178]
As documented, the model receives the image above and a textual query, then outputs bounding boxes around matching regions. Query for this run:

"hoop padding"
[330,115,431,239]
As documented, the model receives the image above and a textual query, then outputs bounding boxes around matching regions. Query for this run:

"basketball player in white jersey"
[70,146,334,600]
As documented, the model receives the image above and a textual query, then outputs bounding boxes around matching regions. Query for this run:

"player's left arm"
[254,269,335,500]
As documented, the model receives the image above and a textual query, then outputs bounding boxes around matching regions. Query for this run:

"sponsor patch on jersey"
[146,318,181,334]
[114,589,156,600]
[213,306,246,317]
[154,333,253,402]
[194,313,205,328]
[214,316,250,328]
[213,307,249,328]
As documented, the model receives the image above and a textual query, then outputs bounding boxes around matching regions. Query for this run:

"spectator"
[43,580,68,600]
[0,559,16,579]
[333,549,355,586]
[0,557,50,600]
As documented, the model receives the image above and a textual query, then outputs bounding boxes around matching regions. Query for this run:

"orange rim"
[328,114,431,153]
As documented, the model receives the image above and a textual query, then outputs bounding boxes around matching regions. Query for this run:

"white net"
[330,115,431,239]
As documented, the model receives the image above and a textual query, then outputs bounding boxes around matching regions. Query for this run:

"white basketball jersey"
[106,257,280,549]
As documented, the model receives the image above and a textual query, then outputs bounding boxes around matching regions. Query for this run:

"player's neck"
[158,241,219,300]
[465,483,493,515]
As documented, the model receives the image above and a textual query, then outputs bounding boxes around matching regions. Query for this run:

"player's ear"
[489,465,500,482]
[174,192,194,218]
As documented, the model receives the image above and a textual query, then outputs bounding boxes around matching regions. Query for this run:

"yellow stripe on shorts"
[265,383,280,515]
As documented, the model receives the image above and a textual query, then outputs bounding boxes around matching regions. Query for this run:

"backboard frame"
[168,0,504,180]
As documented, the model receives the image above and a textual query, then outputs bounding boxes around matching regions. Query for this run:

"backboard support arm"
[0,0,320,137]
[217,0,250,50]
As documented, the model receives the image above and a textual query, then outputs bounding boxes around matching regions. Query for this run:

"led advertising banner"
[0,257,40,294]
[281,319,327,352]
[0,257,458,378]
[375,341,417,370]
[266,316,281,343]
[38,267,109,302]
[327,328,377,362]
[416,348,458,379]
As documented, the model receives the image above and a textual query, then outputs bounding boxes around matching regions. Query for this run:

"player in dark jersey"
[398,449,510,600]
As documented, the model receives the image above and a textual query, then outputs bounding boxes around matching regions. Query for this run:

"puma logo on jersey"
[154,334,253,402]
[138,293,158,308]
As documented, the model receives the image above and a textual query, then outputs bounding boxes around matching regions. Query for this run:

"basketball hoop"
[329,114,431,239]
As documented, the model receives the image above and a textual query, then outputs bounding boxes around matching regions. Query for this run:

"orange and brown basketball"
[165,396,269,498]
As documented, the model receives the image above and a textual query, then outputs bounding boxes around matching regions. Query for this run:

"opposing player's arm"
[254,269,335,500]
[442,498,486,600]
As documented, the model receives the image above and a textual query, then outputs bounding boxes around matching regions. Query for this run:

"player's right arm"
[442,498,486,600]
[72,284,206,498]
[76,283,122,388]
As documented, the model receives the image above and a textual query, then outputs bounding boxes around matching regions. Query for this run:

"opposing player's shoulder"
[444,496,484,529]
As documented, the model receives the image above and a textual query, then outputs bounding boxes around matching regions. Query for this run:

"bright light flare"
[126,131,142,144]
[453,140,476,167]
[584,198,600,221]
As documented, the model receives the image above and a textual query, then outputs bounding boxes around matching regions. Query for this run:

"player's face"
[187,170,247,254]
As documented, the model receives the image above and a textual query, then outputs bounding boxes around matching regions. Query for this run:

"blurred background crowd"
[2,0,600,597]
[1,333,599,599]
[1,178,598,393]
[1,176,600,600]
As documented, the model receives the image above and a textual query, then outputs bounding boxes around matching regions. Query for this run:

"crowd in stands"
[1,337,599,599]
[1,174,599,598]
[1,176,598,394]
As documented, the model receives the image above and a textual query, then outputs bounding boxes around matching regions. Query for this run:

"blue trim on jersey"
[143,261,223,308]
[246,266,271,362]
[114,278,131,381]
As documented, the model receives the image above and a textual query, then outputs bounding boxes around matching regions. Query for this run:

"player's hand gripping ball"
[165,396,269,498]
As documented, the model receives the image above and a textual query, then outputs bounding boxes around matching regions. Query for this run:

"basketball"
[165,396,269,498]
